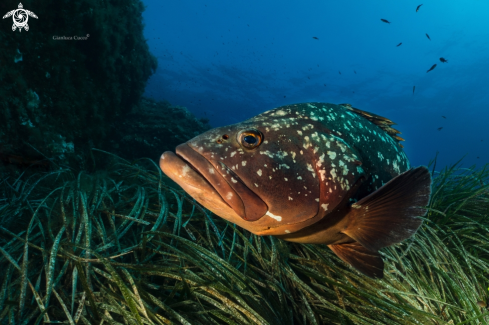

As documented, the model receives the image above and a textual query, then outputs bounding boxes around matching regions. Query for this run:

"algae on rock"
[0,0,157,168]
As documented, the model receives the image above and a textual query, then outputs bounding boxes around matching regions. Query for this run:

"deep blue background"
[141,0,489,170]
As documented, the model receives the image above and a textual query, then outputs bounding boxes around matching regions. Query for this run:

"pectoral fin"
[342,166,431,252]
[328,166,431,279]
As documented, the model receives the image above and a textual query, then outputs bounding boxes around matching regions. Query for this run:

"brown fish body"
[160,102,432,278]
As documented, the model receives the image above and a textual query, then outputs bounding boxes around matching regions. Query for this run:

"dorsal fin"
[340,103,405,148]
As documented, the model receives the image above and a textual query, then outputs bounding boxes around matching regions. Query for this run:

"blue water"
[142,0,489,170]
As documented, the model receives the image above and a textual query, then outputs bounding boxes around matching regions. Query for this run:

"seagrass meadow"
[0,151,489,325]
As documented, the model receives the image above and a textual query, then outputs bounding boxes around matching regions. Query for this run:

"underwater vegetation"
[0,152,488,324]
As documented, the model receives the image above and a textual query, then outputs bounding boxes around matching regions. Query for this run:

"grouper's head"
[160,105,364,236]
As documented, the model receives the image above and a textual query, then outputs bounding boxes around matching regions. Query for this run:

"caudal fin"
[329,166,431,278]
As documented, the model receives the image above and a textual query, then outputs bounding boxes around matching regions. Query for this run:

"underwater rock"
[108,97,212,162]
[0,0,157,171]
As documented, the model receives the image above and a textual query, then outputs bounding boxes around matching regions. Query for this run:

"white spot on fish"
[257,169,262,176]
[284,178,288,181]
[230,151,237,157]
[306,164,316,178]
[260,150,275,158]
[317,153,325,166]
[319,169,326,180]
[378,152,384,161]
[209,168,215,174]
[327,151,336,160]
[393,160,400,173]
[226,192,233,200]
[288,196,293,200]
[266,211,282,221]
[277,151,288,159]
[338,160,349,175]
[254,183,259,187]
[181,165,191,177]
[321,204,329,211]
[231,177,237,183]
[285,230,291,233]
[242,161,247,166]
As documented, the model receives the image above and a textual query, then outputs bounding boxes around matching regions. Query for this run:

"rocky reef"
[108,97,212,163]
[0,0,157,170]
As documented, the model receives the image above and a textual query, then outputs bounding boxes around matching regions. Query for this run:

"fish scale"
[160,102,431,279]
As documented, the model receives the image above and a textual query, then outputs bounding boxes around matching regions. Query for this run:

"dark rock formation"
[108,97,212,162]
[0,0,157,169]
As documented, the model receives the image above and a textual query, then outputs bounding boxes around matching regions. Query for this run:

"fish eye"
[238,129,263,149]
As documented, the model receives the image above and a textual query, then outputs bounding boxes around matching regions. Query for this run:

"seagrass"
[0,150,488,324]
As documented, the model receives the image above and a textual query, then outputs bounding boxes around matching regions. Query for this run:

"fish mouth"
[160,143,267,221]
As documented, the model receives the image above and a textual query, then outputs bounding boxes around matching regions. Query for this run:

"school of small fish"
[380,4,449,95]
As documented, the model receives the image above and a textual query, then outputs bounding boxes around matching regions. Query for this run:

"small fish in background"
[477,301,487,309]
[438,127,443,131]
[339,71,341,74]
[313,37,319,40]
[413,86,416,94]
[396,42,402,47]
[427,64,437,73]
[440,57,448,63]
[160,102,432,279]
[442,116,446,119]
[381,19,390,24]
[426,33,431,40]
[416,4,423,12]
[354,70,357,74]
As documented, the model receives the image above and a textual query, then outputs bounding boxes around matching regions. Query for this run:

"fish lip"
[173,152,235,210]
[175,143,268,222]
[174,152,215,191]
[175,143,247,218]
